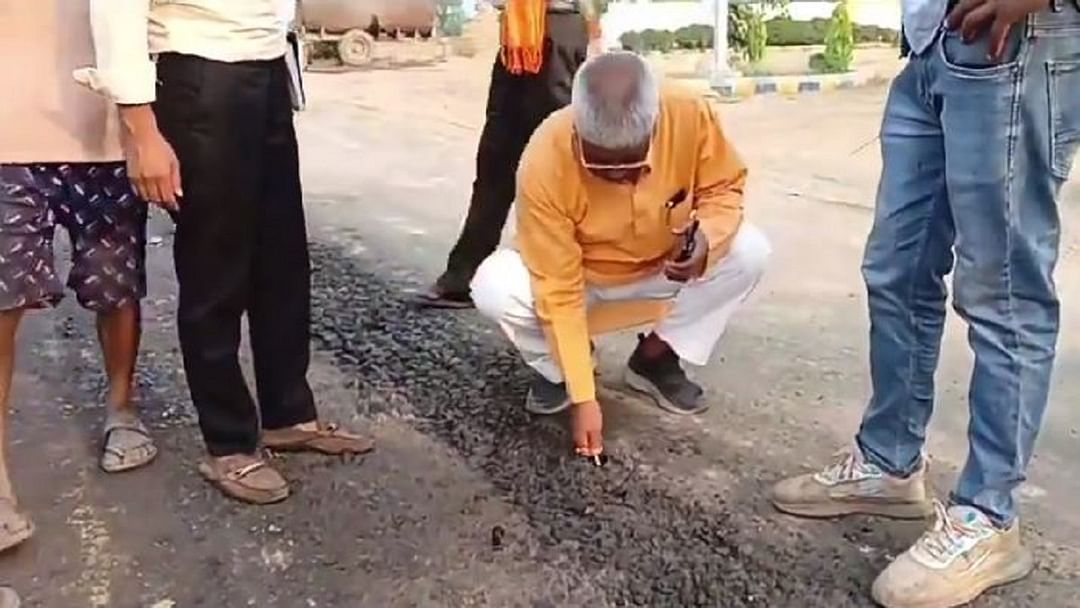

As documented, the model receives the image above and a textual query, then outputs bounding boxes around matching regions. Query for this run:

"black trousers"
[154,53,317,456]
[437,12,589,293]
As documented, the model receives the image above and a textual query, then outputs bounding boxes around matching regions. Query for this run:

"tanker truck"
[299,0,439,68]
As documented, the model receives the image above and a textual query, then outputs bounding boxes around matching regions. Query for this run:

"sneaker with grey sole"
[770,447,934,520]
[525,373,571,415]
[624,335,707,415]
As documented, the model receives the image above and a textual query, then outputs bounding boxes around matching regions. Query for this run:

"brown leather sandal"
[198,457,290,505]
[262,423,375,455]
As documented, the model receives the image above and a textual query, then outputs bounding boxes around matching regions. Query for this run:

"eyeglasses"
[576,137,651,172]
[580,157,651,172]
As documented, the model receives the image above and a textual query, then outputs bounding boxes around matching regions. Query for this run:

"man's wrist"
[118,105,159,136]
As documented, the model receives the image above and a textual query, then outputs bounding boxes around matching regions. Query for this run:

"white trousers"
[470,223,771,383]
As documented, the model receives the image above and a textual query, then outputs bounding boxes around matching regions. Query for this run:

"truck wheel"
[338,29,375,66]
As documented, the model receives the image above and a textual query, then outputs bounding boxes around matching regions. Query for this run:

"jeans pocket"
[939,28,1024,79]
[1049,59,1080,180]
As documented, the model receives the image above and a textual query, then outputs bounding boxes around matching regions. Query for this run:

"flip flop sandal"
[0,499,33,554]
[198,459,290,505]
[0,587,20,608]
[262,423,375,456]
[409,287,474,310]
[100,419,159,474]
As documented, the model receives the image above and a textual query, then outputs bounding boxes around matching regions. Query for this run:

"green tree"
[436,0,465,37]
[822,0,855,72]
[729,0,783,65]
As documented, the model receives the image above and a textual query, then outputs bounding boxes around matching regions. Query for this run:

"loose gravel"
[308,242,876,608]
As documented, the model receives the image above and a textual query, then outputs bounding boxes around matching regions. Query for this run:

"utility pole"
[711,0,735,85]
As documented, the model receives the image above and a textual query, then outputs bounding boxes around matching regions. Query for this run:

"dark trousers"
[437,12,589,293]
[154,53,317,456]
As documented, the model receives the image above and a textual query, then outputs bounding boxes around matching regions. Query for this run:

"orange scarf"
[500,0,547,75]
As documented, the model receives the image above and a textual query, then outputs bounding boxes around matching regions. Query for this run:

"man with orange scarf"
[415,0,601,308]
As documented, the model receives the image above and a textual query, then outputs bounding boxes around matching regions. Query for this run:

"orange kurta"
[514,84,747,404]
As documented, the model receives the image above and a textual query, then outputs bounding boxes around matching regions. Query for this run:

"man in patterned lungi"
[0,1,157,553]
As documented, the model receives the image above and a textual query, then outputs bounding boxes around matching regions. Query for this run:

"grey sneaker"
[872,503,1034,608]
[525,372,571,415]
[770,447,934,519]
[624,335,707,415]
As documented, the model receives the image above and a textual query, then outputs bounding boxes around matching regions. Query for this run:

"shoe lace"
[813,449,879,485]
[916,502,987,565]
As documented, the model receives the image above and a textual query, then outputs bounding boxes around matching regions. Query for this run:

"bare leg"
[97,302,156,473]
[96,302,139,413]
[0,309,33,551]
[0,310,25,502]
[0,586,18,608]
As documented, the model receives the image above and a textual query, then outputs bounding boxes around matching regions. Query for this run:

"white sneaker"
[771,447,934,519]
[872,502,1034,608]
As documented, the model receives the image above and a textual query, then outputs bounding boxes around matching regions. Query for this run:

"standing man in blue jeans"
[770,0,1080,606]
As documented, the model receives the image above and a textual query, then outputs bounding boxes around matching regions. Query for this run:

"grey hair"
[571,51,660,150]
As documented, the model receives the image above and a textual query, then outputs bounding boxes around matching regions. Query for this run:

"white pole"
[711,0,734,84]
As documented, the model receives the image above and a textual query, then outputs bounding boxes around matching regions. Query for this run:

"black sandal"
[409,285,474,309]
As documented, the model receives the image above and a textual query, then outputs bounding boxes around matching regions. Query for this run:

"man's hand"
[664,225,709,283]
[946,0,1048,60]
[572,400,604,457]
[119,105,182,211]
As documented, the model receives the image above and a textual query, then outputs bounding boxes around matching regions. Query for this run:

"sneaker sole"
[624,369,709,416]
[772,498,934,520]
[872,548,1034,608]
[525,395,571,416]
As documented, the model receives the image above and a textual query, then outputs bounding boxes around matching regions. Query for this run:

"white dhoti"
[470,223,771,383]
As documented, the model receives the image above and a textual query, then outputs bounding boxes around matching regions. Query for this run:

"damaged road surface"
[3,65,1079,606]
[0,227,1070,607]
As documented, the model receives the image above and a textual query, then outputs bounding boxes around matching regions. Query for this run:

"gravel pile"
[308,242,874,607]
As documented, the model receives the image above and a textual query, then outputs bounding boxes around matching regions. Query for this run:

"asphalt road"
[0,60,1077,607]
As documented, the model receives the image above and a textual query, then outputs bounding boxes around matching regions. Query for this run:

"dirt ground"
[0,55,1078,607]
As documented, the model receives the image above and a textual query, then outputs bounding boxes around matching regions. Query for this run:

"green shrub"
[823,0,855,72]
[766,17,898,47]
[619,30,645,52]
[619,28,678,53]
[854,24,900,45]
[619,10,895,57]
[641,28,677,52]
[674,24,714,50]
[766,17,830,46]
[742,10,768,63]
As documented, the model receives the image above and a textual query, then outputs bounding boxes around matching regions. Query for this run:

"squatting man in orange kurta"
[470,51,770,456]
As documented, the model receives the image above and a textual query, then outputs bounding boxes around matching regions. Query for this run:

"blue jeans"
[857,7,1080,527]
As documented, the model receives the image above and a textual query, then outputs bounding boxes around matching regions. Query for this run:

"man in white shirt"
[771,0,1080,606]
[84,0,373,505]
